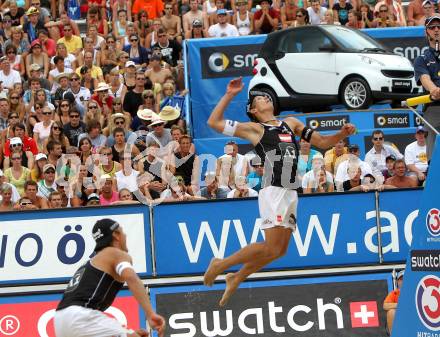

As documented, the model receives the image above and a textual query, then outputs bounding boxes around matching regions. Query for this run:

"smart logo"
[374,113,410,128]
[208,53,229,73]
[415,275,440,331]
[306,115,350,131]
[426,208,440,237]
[200,44,262,79]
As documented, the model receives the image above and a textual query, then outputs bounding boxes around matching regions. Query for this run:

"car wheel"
[253,87,280,116]
[340,77,371,110]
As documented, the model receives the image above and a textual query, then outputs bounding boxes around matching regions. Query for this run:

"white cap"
[125,61,136,68]
[10,137,22,146]
[35,153,47,161]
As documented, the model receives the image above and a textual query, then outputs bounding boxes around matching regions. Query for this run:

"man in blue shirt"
[247,156,264,192]
[414,14,440,160]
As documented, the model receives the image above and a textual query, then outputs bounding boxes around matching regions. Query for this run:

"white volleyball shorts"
[54,305,133,337]
[258,186,298,231]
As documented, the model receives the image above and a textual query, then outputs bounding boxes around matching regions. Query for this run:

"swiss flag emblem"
[350,301,379,328]
[278,134,292,143]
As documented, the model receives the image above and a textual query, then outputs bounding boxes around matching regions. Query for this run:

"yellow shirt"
[57,35,83,54]
[75,65,103,80]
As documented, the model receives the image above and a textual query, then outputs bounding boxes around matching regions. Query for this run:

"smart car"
[248,25,421,112]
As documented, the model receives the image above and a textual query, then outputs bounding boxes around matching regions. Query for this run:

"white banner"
[0,213,147,283]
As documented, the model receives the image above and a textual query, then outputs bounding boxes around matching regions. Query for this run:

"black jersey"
[57,261,123,312]
[254,121,300,189]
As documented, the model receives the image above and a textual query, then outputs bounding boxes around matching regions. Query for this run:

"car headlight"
[360,55,385,67]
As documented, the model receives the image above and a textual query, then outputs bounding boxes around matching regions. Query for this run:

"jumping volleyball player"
[203,77,356,306]
[54,218,165,337]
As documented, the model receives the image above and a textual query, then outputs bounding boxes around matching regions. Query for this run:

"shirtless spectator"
[281,0,300,28]
[254,0,280,34]
[183,0,205,34]
[23,180,49,209]
[385,159,418,188]
[145,54,173,86]
[161,2,182,43]
[407,0,425,26]
[48,190,63,208]
[405,126,428,184]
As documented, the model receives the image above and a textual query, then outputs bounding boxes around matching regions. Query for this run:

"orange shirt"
[132,0,164,19]
[384,289,400,303]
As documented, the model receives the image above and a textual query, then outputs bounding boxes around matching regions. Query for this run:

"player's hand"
[148,313,166,337]
[135,328,149,336]
[226,77,244,97]
[340,123,356,137]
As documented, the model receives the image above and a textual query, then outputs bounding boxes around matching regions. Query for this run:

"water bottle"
[68,0,81,20]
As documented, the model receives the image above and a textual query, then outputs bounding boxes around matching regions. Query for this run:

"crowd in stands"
[0,0,427,211]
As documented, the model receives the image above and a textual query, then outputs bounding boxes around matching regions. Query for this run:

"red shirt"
[254,8,280,34]
[4,136,38,156]
[132,0,164,19]
[40,38,57,57]
[91,94,113,110]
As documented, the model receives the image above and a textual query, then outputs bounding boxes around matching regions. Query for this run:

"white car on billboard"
[248,25,421,112]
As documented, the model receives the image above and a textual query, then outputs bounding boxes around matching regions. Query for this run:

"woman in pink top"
[98,175,119,205]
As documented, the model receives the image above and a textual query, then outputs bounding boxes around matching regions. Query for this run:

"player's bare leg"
[204,227,292,304]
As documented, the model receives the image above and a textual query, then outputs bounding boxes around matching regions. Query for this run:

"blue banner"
[0,205,153,285]
[152,190,421,276]
[392,138,440,337]
[150,273,393,337]
[186,27,426,139]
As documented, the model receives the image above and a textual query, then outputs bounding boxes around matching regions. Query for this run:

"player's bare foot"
[219,273,239,307]
[203,258,222,286]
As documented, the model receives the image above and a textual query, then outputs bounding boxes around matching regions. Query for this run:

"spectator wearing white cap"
[208,9,239,37]
[31,153,48,181]
[3,137,35,170]
[4,123,38,159]
[37,163,57,199]
[419,0,435,26]
[4,150,31,196]
[405,126,428,183]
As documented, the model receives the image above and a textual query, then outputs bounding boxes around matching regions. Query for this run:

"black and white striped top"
[57,260,124,312]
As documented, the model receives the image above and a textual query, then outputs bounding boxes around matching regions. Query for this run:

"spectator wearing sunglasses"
[37,163,58,199]
[364,130,403,177]
[4,123,38,159]
[4,136,35,170]
[123,33,149,68]
[374,0,406,26]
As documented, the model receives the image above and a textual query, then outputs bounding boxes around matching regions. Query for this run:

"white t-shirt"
[227,188,258,198]
[33,121,54,144]
[307,6,327,25]
[335,159,373,184]
[405,141,428,173]
[301,170,334,189]
[0,69,21,89]
[364,144,403,175]
[208,23,239,37]
[115,169,140,192]
[51,54,76,71]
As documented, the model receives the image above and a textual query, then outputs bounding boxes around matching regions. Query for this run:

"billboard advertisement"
[0,205,152,285]
[186,27,426,139]
[391,138,440,337]
[0,290,144,336]
[151,274,392,337]
[153,190,420,276]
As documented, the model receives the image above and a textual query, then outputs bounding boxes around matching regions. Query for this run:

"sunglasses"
[10,143,21,147]
[7,51,15,54]
[158,34,167,38]
[152,123,164,128]
[70,77,80,81]
[20,202,32,206]
[61,104,70,107]
[136,78,145,81]
[130,38,138,42]
[53,126,61,130]
[144,95,154,99]
[10,96,19,99]
[296,14,303,17]
[12,157,21,160]
[69,115,80,119]
[102,152,112,156]
[373,137,384,141]
[9,115,18,119]
[113,102,121,105]
[89,105,98,109]
[428,24,440,30]
[42,111,52,115]
[115,120,125,125]
[45,170,55,174]
[379,9,388,12]
[107,40,115,43]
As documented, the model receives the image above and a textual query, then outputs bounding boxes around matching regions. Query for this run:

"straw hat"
[159,105,180,121]
[95,82,110,92]
[137,108,154,121]
[111,112,129,124]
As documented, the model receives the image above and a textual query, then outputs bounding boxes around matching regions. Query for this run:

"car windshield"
[321,25,388,52]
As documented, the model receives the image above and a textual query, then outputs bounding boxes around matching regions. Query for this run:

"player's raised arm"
[285,117,356,149]
[207,77,262,144]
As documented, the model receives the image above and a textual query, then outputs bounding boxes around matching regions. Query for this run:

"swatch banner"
[391,137,440,337]
[152,189,422,276]
[0,290,144,336]
[151,274,391,337]
[186,26,426,139]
